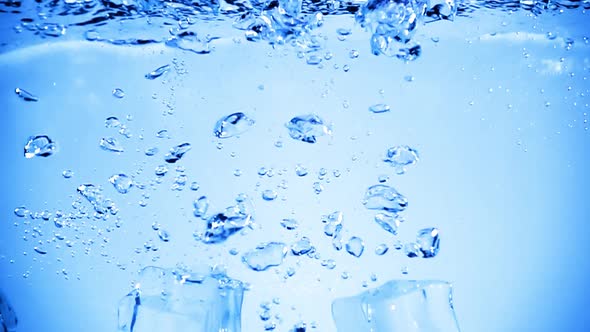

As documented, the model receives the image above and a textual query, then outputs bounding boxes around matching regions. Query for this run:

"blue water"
[1,0,589,331]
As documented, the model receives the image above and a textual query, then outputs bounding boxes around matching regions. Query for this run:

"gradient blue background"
[1,5,589,332]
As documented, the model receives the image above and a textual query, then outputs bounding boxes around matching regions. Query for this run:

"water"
[1,0,589,331]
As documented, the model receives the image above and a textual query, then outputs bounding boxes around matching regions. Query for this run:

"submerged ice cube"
[213,112,255,138]
[332,280,460,332]
[285,114,332,143]
[242,242,287,271]
[363,184,408,212]
[117,266,244,332]
[24,135,57,158]
[0,289,18,332]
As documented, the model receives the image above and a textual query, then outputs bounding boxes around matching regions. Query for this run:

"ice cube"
[0,289,18,332]
[332,280,460,332]
[118,266,244,332]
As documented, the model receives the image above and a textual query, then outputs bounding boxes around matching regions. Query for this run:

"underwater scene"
[0,0,589,331]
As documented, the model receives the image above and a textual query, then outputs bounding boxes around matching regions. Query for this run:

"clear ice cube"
[332,280,460,332]
[0,290,17,332]
[118,266,244,332]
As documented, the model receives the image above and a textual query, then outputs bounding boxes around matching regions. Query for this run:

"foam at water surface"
[2,0,587,57]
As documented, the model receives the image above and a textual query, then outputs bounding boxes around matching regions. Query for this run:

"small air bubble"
[262,189,278,201]
[313,182,323,194]
[306,55,322,65]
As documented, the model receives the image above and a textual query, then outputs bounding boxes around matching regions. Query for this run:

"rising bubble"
[15,87,38,102]
[214,112,255,138]
[164,143,191,163]
[242,242,287,271]
[345,236,365,258]
[112,88,125,98]
[99,137,124,153]
[285,114,332,143]
[109,174,133,194]
[24,135,57,158]
[145,64,171,80]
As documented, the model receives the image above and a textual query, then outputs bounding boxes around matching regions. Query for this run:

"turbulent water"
[0,0,589,331]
